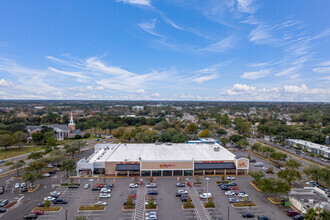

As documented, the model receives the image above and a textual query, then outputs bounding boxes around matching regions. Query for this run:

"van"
[199,193,212,199]
[254,162,263,167]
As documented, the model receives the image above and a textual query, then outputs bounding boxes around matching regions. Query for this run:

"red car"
[232,187,239,190]
[93,184,104,188]
[128,194,137,199]
[287,210,300,216]
[31,210,44,215]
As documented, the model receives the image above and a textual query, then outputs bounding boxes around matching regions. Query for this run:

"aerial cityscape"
[0,0,329,220]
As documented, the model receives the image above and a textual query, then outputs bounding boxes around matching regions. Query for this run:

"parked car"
[235,191,245,195]
[0,199,9,207]
[225,191,235,196]
[147,190,158,195]
[226,176,235,180]
[221,185,231,190]
[21,183,26,188]
[228,182,237,186]
[0,160,5,163]
[0,207,6,213]
[249,159,256,162]
[23,214,38,219]
[144,201,157,206]
[181,195,188,202]
[42,173,51,177]
[95,201,107,206]
[30,210,44,215]
[287,210,301,216]
[129,183,138,188]
[238,193,249,198]
[92,187,101,191]
[53,198,68,204]
[262,167,268,172]
[176,190,188,197]
[242,212,255,218]
[21,187,28,192]
[176,183,185,187]
[84,184,90,189]
[14,183,20,188]
[257,216,271,220]
[44,196,56,202]
[254,162,264,167]
[105,183,114,189]
[293,215,305,220]
[228,198,238,203]
[200,193,212,199]
[29,183,35,189]
[37,202,45,207]
[239,198,251,202]
[101,188,111,193]
[145,211,157,217]
[94,184,104,188]
[99,193,111,198]
[146,183,157,188]
[0,186,5,194]
[50,191,61,198]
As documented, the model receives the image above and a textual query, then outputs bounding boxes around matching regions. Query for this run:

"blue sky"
[0,0,329,101]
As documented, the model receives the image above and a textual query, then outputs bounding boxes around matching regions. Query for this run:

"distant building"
[132,105,144,112]
[325,136,330,145]
[285,139,330,158]
[289,187,330,214]
[27,112,85,140]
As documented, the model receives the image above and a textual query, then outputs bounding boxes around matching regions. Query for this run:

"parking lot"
[0,146,297,220]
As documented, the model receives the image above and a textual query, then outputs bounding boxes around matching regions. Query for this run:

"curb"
[249,182,261,192]
[268,197,281,205]
[122,206,135,211]
[28,184,40,193]
[33,206,62,212]
[231,204,257,208]
[78,207,106,212]
[182,205,195,210]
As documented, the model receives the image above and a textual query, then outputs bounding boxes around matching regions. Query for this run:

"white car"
[226,176,235,180]
[199,193,212,199]
[101,188,111,193]
[21,183,26,188]
[84,184,90,189]
[44,196,56,201]
[237,193,248,198]
[145,212,157,217]
[146,183,157,188]
[225,191,235,196]
[50,191,61,197]
[99,193,111,198]
[95,201,107,206]
[14,183,20,189]
[42,173,51,177]
[129,183,138,188]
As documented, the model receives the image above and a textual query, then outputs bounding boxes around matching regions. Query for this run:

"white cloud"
[136,89,145,94]
[233,83,256,91]
[237,0,257,13]
[151,93,161,97]
[202,36,236,53]
[116,0,151,6]
[0,91,6,95]
[241,68,271,79]
[283,84,326,94]
[192,74,219,83]
[138,19,163,37]
[0,78,14,87]
[318,61,330,66]
[313,67,330,74]
[275,67,298,77]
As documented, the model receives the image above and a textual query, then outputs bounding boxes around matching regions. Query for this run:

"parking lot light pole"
[65,210,68,220]
[206,177,210,203]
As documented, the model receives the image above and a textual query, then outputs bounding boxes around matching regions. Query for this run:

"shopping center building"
[77,142,249,177]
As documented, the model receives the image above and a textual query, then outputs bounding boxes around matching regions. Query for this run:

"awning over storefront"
[194,162,236,170]
[115,164,140,171]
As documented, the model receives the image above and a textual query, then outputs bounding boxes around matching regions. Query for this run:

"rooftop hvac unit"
[165,142,172,145]
[309,199,314,204]
[155,142,161,145]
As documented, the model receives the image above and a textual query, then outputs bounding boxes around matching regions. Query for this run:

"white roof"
[89,143,236,162]
[287,139,330,151]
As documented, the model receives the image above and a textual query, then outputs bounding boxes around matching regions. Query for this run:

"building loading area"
[77,143,249,177]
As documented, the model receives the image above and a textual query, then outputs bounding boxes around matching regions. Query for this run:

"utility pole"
[65,210,68,220]
[227,206,230,220]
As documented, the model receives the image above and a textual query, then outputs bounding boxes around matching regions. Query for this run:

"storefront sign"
[160,163,176,168]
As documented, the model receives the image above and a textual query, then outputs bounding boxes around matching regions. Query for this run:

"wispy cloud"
[116,0,151,6]
[241,68,272,80]
[236,0,257,14]
[138,19,163,37]
[192,73,219,83]
[313,60,330,74]
[202,35,237,53]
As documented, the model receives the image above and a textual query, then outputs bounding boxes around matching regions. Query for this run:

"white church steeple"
[68,112,76,131]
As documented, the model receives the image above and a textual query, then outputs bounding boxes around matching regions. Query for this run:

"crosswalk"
[133,186,146,220]
[187,186,211,220]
